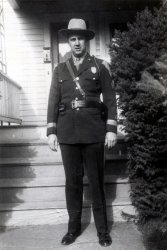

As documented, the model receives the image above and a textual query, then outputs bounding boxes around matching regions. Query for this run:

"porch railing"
[0,70,22,125]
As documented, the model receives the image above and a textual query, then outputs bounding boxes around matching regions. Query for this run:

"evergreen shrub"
[109,1,167,224]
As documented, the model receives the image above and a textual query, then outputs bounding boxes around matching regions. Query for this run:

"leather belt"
[62,100,102,110]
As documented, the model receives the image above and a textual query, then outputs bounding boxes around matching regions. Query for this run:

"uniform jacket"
[47,53,117,144]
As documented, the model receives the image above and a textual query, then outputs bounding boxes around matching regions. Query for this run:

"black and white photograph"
[0,0,167,249]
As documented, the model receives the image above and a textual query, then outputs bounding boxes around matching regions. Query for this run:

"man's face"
[68,34,87,57]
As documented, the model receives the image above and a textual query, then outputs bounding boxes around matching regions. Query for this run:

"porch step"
[0,161,130,214]
[0,160,127,176]
[0,126,130,225]
[0,141,62,164]
[0,138,127,165]
[0,125,47,141]
[0,175,129,188]
[0,161,130,209]
[0,199,131,212]
[0,125,126,142]
[0,206,136,226]
[0,182,131,211]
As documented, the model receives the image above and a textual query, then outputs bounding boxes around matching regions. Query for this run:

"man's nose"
[75,39,80,45]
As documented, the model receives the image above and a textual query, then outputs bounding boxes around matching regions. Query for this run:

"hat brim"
[59,29,95,40]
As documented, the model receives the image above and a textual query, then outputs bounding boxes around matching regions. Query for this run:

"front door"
[51,22,71,69]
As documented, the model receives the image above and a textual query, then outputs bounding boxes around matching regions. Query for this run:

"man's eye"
[70,38,76,42]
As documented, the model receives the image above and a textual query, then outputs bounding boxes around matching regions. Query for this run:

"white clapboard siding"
[20,64,45,70]
[20,72,46,77]
[20,41,45,47]
[5,16,45,24]
[20,35,45,41]
[3,0,47,126]
[20,99,47,106]
[20,110,47,117]
[20,87,47,92]
[15,47,44,52]
[16,51,44,57]
[20,104,47,111]
[17,29,44,35]
[20,93,47,100]
[20,116,47,123]
[19,75,46,82]
[20,87,47,94]
[18,58,44,64]
[20,112,47,119]
[7,23,44,30]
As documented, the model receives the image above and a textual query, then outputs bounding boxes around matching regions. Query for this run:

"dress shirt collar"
[72,52,87,65]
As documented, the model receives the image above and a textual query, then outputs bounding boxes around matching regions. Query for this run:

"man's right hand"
[48,134,58,151]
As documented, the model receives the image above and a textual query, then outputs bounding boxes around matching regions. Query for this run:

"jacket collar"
[69,53,93,77]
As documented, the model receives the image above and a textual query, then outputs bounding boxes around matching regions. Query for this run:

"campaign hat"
[59,18,95,40]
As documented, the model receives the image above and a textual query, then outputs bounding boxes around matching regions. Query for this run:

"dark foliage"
[109,1,167,223]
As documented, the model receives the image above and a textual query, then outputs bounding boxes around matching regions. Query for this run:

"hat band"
[68,28,86,31]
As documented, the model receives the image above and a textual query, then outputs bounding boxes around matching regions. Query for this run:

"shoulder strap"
[66,60,86,99]
[66,60,76,81]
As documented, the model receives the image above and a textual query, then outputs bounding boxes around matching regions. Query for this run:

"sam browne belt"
[59,100,102,111]
[58,100,108,120]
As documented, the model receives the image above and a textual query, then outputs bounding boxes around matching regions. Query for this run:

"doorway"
[51,22,71,69]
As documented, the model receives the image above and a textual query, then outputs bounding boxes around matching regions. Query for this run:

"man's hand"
[48,134,58,151]
[105,132,117,149]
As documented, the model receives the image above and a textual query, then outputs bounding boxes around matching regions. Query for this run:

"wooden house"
[0,0,159,227]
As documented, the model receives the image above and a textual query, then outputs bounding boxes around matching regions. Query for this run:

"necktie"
[74,58,81,70]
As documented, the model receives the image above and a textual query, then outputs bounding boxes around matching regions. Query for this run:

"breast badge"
[91,67,97,74]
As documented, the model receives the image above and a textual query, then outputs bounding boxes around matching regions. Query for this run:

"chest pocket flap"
[84,67,99,81]
[58,73,69,84]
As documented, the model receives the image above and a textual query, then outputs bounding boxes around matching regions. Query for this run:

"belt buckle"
[71,100,78,109]
[71,100,86,109]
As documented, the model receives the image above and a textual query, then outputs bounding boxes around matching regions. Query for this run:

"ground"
[0,222,144,250]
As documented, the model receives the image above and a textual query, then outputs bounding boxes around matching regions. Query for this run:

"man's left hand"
[105,132,117,149]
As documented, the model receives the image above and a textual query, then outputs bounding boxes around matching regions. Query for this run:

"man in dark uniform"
[47,18,117,247]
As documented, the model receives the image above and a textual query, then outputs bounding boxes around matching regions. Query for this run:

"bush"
[109,1,167,223]
[140,219,167,250]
